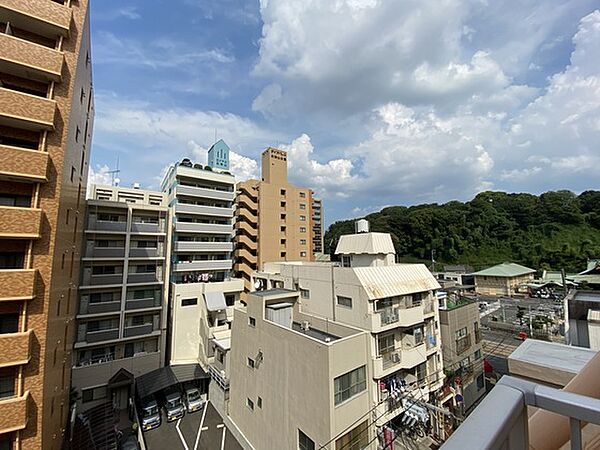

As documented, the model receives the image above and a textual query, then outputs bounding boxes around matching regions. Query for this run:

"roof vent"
[132,182,141,190]
[356,219,369,233]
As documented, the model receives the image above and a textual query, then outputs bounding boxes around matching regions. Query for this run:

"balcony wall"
[82,274,123,287]
[130,222,164,234]
[85,247,126,259]
[0,391,29,434]
[174,241,233,253]
[0,0,72,36]
[0,330,32,367]
[176,203,233,218]
[87,219,127,233]
[0,269,37,301]
[125,297,161,311]
[0,145,49,182]
[371,305,425,332]
[175,222,232,234]
[0,206,42,238]
[84,329,119,344]
[123,324,155,338]
[0,88,56,130]
[129,248,163,258]
[127,273,162,284]
[176,185,234,201]
[0,33,63,82]
[79,301,121,316]
[173,260,232,272]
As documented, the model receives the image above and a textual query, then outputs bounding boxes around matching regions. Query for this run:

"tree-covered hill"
[324,190,600,272]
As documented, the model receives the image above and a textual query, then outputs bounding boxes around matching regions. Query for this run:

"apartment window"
[281,213,286,220]
[281,239,286,245]
[299,192,306,198]
[335,421,369,450]
[300,227,306,233]
[90,292,115,304]
[66,208,70,225]
[0,194,30,208]
[300,215,306,221]
[378,334,395,356]
[82,385,107,403]
[225,294,235,306]
[246,398,254,411]
[181,298,198,307]
[337,296,352,308]
[299,203,306,210]
[280,201,286,208]
[474,349,482,360]
[61,253,65,270]
[0,369,15,399]
[300,239,306,245]
[298,430,315,450]
[92,266,117,275]
[0,314,18,334]
[280,226,286,232]
[300,289,310,299]
[248,317,256,327]
[280,189,286,196]
[80,88,85,104]
[71,166,76,182]
[281,252,286,258]
[341,256,351,268]
[257,396,262,408]
[247,357,255,368]
[300,251,307,257]
[455,327,468,339]
[334,366,366,405]
[477,374,485,390]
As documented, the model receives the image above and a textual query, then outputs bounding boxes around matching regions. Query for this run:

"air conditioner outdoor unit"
[391,352,401,363]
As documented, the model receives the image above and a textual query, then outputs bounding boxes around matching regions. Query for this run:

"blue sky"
[89,0,600,226]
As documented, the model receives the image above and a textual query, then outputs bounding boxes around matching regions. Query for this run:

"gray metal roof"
[335,232,395,255]
[352,264,440,300]
[204,291,227,311]
[135,364,208,399]
[472,262,536,277]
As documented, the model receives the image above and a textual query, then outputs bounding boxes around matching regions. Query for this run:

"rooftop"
[471,262,536,278]
[352,264,440,300]
[291,322,340,343]
[335,232,395,255]
[251,288,297,297]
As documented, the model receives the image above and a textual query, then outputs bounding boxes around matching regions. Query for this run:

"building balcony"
[0,269,38,301]
[130,222,165,234]
[237,208,257,223]
[86,219,127,233]
[81,274,124,287]
[0,0,72,37]
[0,391,29,434]
[127,273,163,285]
[375,385,430,427]
[173,241,233,253]
[129,247,163,258]
[125,297,161,311]
[0,145,49,183]
[80,328,120,344]
[78,301,121,316]
[176,203,234,218]
[173,260,232,272]
[236,248,257,264]
[234,221,257,236]
[0,206,42,239]
[85,247,126,259]
[175,221,232,235]
[0,33,63,82]
[176,184,235,202]
[372,344,427,379]
[236,235,257,250]
[371,305,425,332]
[0,330,32,368]
[237,195,257,211]
[208,364,230,390]
[123,323,157,338]
[0,88,56,131]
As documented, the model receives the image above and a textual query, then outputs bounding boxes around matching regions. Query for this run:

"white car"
[184,388,205,413]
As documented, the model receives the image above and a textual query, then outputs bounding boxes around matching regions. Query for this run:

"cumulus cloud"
[87,164,114,197]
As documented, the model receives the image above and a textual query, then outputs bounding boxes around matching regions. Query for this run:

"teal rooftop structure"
[208,139,230,171]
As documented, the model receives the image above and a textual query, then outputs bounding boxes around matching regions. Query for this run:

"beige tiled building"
[234,148,320,292]
[72,185,170,412]
[228,230,446,449]
[472,262,535,296]
[0,1,93,448]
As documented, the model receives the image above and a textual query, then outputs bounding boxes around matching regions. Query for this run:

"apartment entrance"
[109,368,134,410]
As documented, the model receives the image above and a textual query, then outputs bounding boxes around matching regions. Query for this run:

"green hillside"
[324,190,600,272]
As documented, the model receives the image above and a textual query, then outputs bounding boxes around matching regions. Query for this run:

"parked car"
[140,397,161,431]
[515,331,528,341]
[184,387,205,413]
[163,388,185,422]
[120,436,141,450]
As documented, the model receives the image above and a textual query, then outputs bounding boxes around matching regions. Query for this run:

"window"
[377,334,395,356]
[299,288,310,299]
[247,357,255,368]
[300,239,306,245]
[225,294,235,306]
[248,317,256,327]
[300,215,306,221]
[246,398,254,410]
[71,166,76,182]
[337,296,353,308]
[280,239,286,245]
[474,349,482,360]
[334,366,366,405]
[300,251,307,257]
[455,327,468,339]
[341,256,351,267]
[0,195,30,208]
[335,421,369,450]
[280,252,286,258]
[181,298,198,307]
[299,192,306,198]
[0,314,18,335]
[477,373,485,390]
[300,227,306,233]
[0,369,15,399]
[80,88,85,104]
[257,396,262,408]
[280,201,286,208]
[299,203,306,210]
[280,226,286,232]
[299,430,315,450]
[280,189,286,196]
[82,385,107,403]
[281,213,286,220]
[90,292,115,304]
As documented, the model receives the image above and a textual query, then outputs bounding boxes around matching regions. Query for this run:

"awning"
[213,337,231,351]
[135,364,208,399]
[204,291,227,311]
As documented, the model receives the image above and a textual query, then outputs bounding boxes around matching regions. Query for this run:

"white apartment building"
[160,158,244,386]
[229,228,445,449]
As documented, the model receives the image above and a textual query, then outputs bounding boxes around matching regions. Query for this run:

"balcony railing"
[209,364,230,390]
[0,0,72,37]
[0,33,64,82]
[441,376,600,450]
[0,330,32,367]
[0,391,29,434]
[87,219,127,233]
[175,222,232,234]
[127,273,162,284]
[177,184,235,201]
[82,328,119,343]
[130,222,164,234]
[176,203,234,218]
[123,323,155,338]
[0,145,49,183]
[125,297,161,311]
[79,301,121,316]
[376,304,424,329]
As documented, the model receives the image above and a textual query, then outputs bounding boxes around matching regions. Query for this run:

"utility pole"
[528,305,533,337]
[501,302,506,323]
[431,249,436,273]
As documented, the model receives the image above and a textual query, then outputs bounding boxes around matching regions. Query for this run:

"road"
[144,402,243,450]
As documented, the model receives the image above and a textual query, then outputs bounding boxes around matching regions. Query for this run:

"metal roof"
[335,232,395,255]
[251,288,297,297]
[587,309,600,323]
[135,364,208,399]
[352,264,440,300]
[472,262,535,278]
[204,291,227,311]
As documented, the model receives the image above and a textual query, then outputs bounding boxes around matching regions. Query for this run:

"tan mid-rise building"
[0,1,93,449]
[235,148,321,291]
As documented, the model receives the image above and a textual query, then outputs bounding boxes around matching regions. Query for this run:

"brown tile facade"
[0,0,93,449]
[0,330,32,367]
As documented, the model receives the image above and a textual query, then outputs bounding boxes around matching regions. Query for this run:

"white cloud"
[87,164,114,197]
[94,7,141,21]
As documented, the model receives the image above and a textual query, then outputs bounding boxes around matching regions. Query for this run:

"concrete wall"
[475,274,533,296]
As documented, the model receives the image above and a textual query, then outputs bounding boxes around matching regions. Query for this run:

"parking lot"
[144,402,243,450]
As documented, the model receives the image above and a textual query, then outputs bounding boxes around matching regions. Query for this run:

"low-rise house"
[472,262,536,296]
[565,290,600,351]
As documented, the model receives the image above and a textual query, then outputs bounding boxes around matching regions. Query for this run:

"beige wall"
[475,273,534,296]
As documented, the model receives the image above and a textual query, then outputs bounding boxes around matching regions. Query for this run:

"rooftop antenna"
[107,155,121,187]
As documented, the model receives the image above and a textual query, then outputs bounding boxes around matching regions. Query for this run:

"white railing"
[442,376,600,450]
